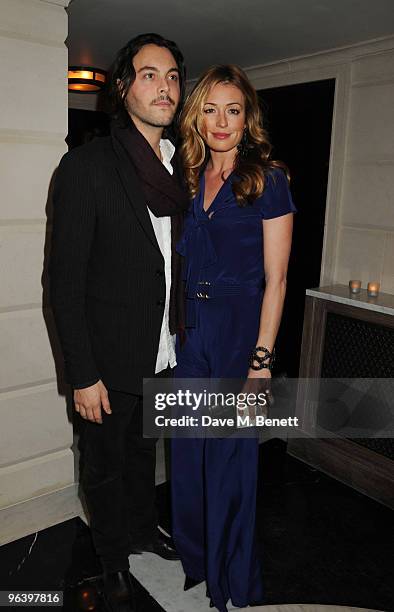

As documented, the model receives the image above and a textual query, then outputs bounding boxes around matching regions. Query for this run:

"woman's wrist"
[248,345,276,371]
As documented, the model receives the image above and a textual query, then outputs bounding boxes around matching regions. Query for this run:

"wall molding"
[243,35,394,83]
[0,304,45,316]
[0,219,48,227]
[346,158,394,166]
[0,380,58,400]
[0,28,64,48]
[39,0,70,7]
[0,128,65,146]
[341,224,394,233]
[0,482,81,546]
[352,76,394,88]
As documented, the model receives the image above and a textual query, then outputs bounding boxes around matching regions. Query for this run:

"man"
[49,33,188,611]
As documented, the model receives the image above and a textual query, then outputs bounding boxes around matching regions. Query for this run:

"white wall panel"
[0,0,67,44]
[0,141,65,219]
[341,162,394,230]
[0,383,72,466]
[0,37,67,133]
[0,309,57,390]
[0,449,74,507]
[346,82,394,161]
[352,49,394,84]
[335,227,386,286]
[0,226,47,307]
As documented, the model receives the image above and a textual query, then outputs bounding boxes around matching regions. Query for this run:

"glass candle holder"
[367,282,380,297]
[349,280,361,294]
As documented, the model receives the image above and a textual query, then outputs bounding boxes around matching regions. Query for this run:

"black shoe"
[184,575,203,591]
[129,529,179,560]
[102,570,136,612]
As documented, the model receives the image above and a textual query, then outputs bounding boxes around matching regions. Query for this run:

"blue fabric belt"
[185,281,263,327]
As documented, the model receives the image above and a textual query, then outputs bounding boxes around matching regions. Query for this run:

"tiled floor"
[0,440,392,612]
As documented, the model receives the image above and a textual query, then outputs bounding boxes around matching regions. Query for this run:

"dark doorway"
[258,79,335,376]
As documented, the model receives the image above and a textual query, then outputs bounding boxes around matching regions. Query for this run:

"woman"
[171,65,297,611]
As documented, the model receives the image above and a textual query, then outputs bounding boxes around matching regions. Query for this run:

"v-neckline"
[201,171,233,215]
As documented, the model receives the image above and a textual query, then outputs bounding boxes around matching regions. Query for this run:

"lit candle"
[349,280,361,294]
[367,282,380,297]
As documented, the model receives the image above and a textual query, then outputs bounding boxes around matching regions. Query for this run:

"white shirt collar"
[159,138,175,165]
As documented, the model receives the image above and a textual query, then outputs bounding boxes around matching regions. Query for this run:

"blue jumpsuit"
[171,168,297,611]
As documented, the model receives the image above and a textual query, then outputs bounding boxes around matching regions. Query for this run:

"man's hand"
[74,380,111,424]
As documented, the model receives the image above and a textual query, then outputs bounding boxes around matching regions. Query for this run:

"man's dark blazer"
[49,127,181,395]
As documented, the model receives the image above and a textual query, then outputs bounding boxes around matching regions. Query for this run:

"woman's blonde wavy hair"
[180,64,288,204]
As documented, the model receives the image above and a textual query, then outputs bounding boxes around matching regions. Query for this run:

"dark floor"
[0,440,393,611]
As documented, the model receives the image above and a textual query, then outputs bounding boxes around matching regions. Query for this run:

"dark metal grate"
[321,313,394,378]
[352,437,394,460]
[320,312,394,459]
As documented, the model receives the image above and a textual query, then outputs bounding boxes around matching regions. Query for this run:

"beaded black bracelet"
[248,346,276,371]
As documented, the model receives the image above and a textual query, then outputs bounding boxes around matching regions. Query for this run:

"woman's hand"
[247,367,272,379]
[242,370,271,399]
[238,369,273,420]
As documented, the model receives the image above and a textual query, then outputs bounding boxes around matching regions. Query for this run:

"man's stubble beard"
[126,98,176,129]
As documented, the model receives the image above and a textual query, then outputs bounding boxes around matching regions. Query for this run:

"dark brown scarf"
[112,119,189,336]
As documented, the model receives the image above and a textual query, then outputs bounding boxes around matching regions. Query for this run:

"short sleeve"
[256,168,297,219]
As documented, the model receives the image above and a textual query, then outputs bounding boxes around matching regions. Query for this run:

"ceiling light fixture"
[68,66,106,93]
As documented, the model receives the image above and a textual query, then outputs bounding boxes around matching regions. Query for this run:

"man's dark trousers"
[80,377,168,573]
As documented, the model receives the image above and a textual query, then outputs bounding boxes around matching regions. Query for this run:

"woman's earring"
[237,129,249,158]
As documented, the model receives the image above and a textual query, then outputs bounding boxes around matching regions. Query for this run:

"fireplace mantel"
[306,284,394,316]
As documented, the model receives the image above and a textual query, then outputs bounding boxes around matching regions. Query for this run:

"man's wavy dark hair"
[107,32,186,130]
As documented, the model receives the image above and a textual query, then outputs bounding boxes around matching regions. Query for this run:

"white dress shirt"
[147,138,177,373]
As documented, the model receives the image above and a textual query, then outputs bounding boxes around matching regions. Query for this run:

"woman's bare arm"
[248,213,294,378]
